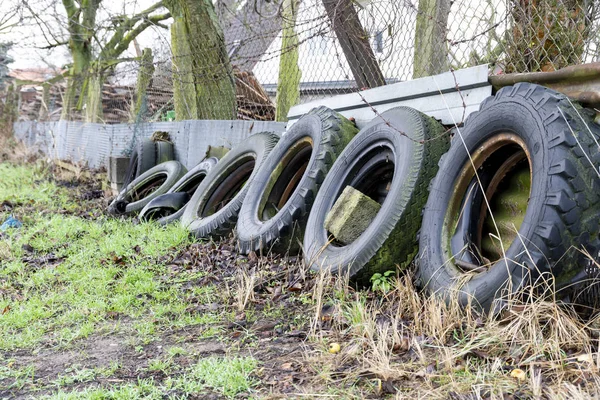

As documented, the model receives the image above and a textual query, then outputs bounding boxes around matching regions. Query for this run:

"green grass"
[0,163,227,351]
[0,360,35,390]
[40,356,258,399]
[165,356,258,398]
[0,163,72,213]
[40,379,164,400]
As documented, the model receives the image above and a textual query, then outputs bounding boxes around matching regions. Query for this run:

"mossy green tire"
[303,106,449,283]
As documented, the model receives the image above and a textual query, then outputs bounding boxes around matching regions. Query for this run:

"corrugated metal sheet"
[13,120,286,169]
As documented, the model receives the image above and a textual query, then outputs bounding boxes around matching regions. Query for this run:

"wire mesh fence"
[13,0,600,124]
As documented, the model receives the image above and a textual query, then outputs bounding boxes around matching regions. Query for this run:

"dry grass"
[304,269,600,398]
[0,125,41,166]
[233,264,258,312]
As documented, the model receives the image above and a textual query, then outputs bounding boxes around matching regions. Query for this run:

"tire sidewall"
[168,157,218,194]
[237,114,328,248]
[153,157,218,225]
[109,161,187,215]
[137,139,157,176]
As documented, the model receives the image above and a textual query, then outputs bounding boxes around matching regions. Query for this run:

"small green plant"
[0,361,35,390]
[370,270,395,294]
[165,356,257,399]
[167,346,187,357]
[53,365,97,387]
[147,358,172,374]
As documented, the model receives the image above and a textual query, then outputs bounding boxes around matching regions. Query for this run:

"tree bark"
[61,0,99,120]
[322,0,385,89]
[170,17,198,120]
[505,0,590,73]
[39,82,50,120]
[0,84,17,133]
[413,0,451,79]
[131,48,155,122]
[62,38,94,120]
[275,0,301,122]
[84,69,105,123]
[166,0,237,120]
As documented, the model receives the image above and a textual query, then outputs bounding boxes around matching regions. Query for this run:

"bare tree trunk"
[84,71,105,123]
[413,0,450,79]
[60,0,99,120]
[275,0,301,122]
[170,17,198,120]
[39,82,50,120]
[0,84,18,136]
[322,0,385,89]
[61,43,93,120]
[166,0,237,120]
[131,48,155,122]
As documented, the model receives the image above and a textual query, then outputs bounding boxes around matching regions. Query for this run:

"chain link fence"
[14,0,600,124]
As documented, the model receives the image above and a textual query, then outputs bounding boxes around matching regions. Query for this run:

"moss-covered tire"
[417,83,600,311]
[122,139,156,187]
[139,157,218,225]
[303,106,449,283]
[236,107,358,255]
[108,161,187,216]
[181,132,280,239]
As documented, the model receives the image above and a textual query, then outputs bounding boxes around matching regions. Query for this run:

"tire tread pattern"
[352,112,450,283]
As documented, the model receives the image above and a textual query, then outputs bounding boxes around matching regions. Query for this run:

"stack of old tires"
[108,83,600,312]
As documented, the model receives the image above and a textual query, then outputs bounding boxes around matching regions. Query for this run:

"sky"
[1,0,172,71]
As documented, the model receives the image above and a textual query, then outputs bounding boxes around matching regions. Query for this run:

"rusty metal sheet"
[489,63,600,108]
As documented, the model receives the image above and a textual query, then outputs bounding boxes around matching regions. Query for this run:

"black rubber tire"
[139,157,218,225]
[137,139,157,176]
[138,192,190,222]
[108,160,187,216]
[181,132,280,239]
[236,106,358,255]
[156,141,174,164]
[122,140,170,187]
[303,107,449,283]
[122,150,139,188]
[417,83,600,311]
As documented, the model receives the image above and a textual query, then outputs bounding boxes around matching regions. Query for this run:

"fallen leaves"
[575,353,595,364]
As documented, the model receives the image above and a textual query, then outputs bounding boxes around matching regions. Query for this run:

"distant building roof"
[9,67,64,83]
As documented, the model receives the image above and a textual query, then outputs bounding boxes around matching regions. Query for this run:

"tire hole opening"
[201,157,255,217]
[447,134,532,273]
[177,172,208,197]
[127,173,168,202]
[258,137,313,221]
[324,145,395,247]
